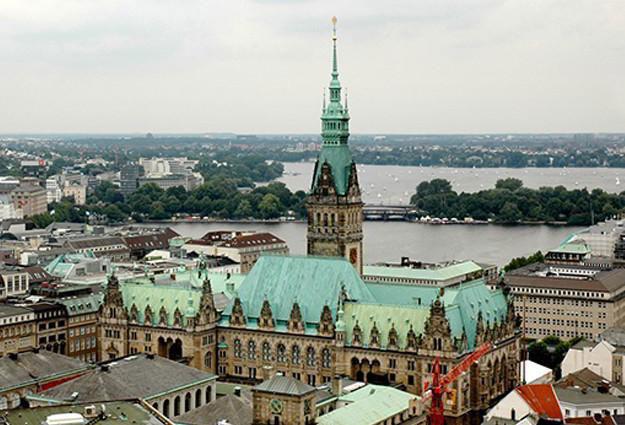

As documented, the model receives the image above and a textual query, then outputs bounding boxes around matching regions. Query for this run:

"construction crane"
[423,342,493,425]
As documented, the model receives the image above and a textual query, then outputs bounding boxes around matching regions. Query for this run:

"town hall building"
[98,20,521,425]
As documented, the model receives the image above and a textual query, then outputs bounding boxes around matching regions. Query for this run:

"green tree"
[258,194,283,219]
[495,178,523,191]
[234,199,253,218]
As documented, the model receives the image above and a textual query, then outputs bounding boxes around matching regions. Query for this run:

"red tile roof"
[516,384,563,420]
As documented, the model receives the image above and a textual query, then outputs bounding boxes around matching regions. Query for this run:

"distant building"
[63,182,87,205]
[29,302,68,355]
[57,293,102,362]
[562,328,625,385]
[0,194,23,220]
[8,184,47,217]
[20,159,47,177]
[184,231,288,273]
[504,264,625,340]
[363,259,490,287]
[119,164,144,197]
[0,305,35,357]
[63,236,130,261]
[139,157,199,177]
[0,266,30,299]
[138,173,203,192]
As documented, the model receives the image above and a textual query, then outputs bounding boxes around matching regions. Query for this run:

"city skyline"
[2,1,624,134]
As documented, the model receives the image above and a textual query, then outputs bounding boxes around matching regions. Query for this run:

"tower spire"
[331,16,338,78]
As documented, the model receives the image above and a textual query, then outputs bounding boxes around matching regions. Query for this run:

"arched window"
[292,345,301,365]
[511,409,516,421]
[323,213,328,227]
[322,348,332,368]
[277,344,287,363]
[174,396,181,416]
[234,338,242,358]
[163,399,170,418]
[205,386,212,404]
[306,346,316,367]
[184,393,191,412]
[262,341,272,361]
[433,337,442,351]
[204,352,212,368]
[248,340,257,360]
[195,389,202,408]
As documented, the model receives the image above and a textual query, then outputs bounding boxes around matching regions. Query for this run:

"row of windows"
[232,339,333,368]
[69,336,97,352]
[69,314,96,324]
[69,326,96,337]
[105,329,121,338]
[1,324,32,337]
[513,287,606,299]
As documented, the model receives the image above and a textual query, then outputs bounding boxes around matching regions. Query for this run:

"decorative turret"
[388,323,399,350]
[335,300,346,346]
[259,299,275,329]
[173,307,183,327]
[370,322,380,348]
[306,17,364,274]
[197,277,218,325]
[158,305,168,326]
[129,303,138,323]
[288,302,305,333]
[318,304,334,336]
[406,324,418,351]
[101,272,127,320]
[422,297,453,351]
[144,305,153,325]
[230,297,246,327]
[352,320,362,346]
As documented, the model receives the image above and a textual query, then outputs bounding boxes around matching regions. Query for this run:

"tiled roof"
[38,354,216,402]
[0,350,89,392]
[176,394,252,425]
[221,232,285,248]
[254,374,315,396]
[516,385,563,420]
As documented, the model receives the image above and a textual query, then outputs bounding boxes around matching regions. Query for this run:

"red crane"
[423,342,493,425]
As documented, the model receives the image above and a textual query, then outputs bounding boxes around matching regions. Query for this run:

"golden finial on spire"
[332,16,337,40]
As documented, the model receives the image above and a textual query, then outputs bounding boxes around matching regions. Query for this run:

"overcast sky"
[1,0,624,134]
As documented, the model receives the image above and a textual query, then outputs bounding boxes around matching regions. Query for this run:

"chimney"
[332,375,343,396]
[262,365,274,381]
[234,386,241,397]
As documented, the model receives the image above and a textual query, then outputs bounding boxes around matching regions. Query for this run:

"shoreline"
[130,218,573,227]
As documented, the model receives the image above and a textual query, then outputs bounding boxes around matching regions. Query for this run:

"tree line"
[410,178,625,225]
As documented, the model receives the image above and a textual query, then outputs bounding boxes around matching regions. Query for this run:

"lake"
[163,221,579,267]
[277,162,625,204]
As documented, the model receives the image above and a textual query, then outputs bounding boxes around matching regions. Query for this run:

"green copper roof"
[122,281,202,326]
[118,268,244,325]
[344,302,430,348]
[311,145,355,195]
[221,255,375,326]
[359,279,508,349]
[550,241,590,255]
[363,261,483,282]
[317,384,417,425]
[45,252,98,278]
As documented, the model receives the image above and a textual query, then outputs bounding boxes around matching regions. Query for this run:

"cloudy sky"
[1,0,624,134]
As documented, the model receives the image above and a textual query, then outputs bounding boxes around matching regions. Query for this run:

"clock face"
[349,248,358,265]
[270,399,283,414]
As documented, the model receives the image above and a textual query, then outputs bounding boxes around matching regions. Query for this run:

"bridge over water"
[362,204,420,221]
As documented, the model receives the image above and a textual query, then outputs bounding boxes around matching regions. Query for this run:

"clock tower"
[306,17,364,274]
